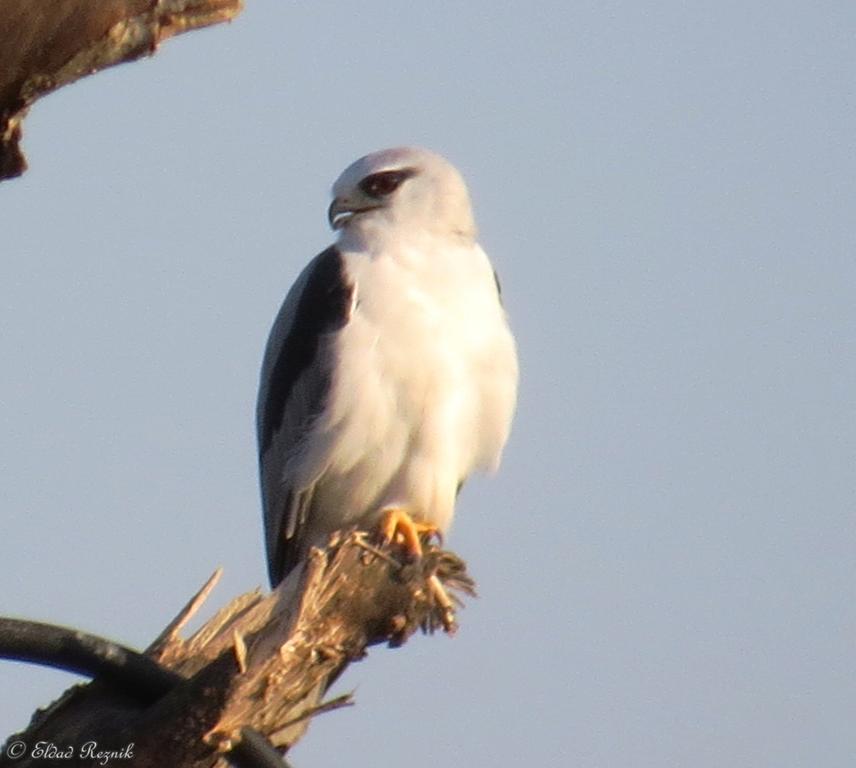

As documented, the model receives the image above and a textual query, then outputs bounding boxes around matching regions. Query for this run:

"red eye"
[359,169,414,198]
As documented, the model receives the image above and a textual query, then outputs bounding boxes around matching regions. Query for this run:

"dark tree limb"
[0,618,182,705]
[0,0,243,181]
[1,531,475,768]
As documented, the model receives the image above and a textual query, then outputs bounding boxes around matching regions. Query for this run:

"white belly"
[305,238,517,542]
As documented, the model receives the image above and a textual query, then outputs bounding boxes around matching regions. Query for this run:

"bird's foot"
[372,510,460,634]
[377,508,441,561]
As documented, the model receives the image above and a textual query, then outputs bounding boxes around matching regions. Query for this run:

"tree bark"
[0,531,474,768]
[0,0,243,181]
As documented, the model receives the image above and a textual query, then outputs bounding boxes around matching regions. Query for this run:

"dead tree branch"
[0,0,243,181]
[1,531,475,768]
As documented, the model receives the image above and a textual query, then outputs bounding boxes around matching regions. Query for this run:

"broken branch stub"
[1,531,475,767]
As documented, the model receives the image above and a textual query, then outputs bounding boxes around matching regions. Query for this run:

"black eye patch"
[358,168,416,198]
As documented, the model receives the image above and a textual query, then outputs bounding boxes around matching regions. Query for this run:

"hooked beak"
[327,198,348,230]
[328,197,381,230]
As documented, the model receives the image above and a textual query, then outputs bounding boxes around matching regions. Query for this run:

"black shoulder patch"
[259,246,353,454]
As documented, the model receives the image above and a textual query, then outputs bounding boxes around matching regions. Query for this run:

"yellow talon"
[378,508,439,559]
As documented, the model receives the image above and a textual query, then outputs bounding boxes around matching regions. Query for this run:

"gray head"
[328,147,476,241]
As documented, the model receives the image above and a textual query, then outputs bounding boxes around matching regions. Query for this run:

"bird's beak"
[328,197,381,230]
[328,198,348,230]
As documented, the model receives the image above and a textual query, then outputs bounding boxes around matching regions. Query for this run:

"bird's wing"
[256,245,354,586]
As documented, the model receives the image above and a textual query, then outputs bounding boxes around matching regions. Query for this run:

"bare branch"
[0,0,243,180]
[1,531,475,768]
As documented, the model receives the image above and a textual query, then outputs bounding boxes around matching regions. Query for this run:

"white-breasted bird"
[257,147,518,587]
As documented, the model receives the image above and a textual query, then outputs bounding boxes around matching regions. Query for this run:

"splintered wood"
[3,531,474,768]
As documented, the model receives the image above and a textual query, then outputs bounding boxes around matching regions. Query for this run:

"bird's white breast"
[307,232,517,540]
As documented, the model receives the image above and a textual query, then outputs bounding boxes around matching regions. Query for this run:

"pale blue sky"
[2,2,855,766]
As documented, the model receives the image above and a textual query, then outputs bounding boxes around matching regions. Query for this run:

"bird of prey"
[257,147,518,587]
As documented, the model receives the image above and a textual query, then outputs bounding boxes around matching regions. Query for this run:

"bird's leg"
[376,509,457,632]
[378,508,440,560]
